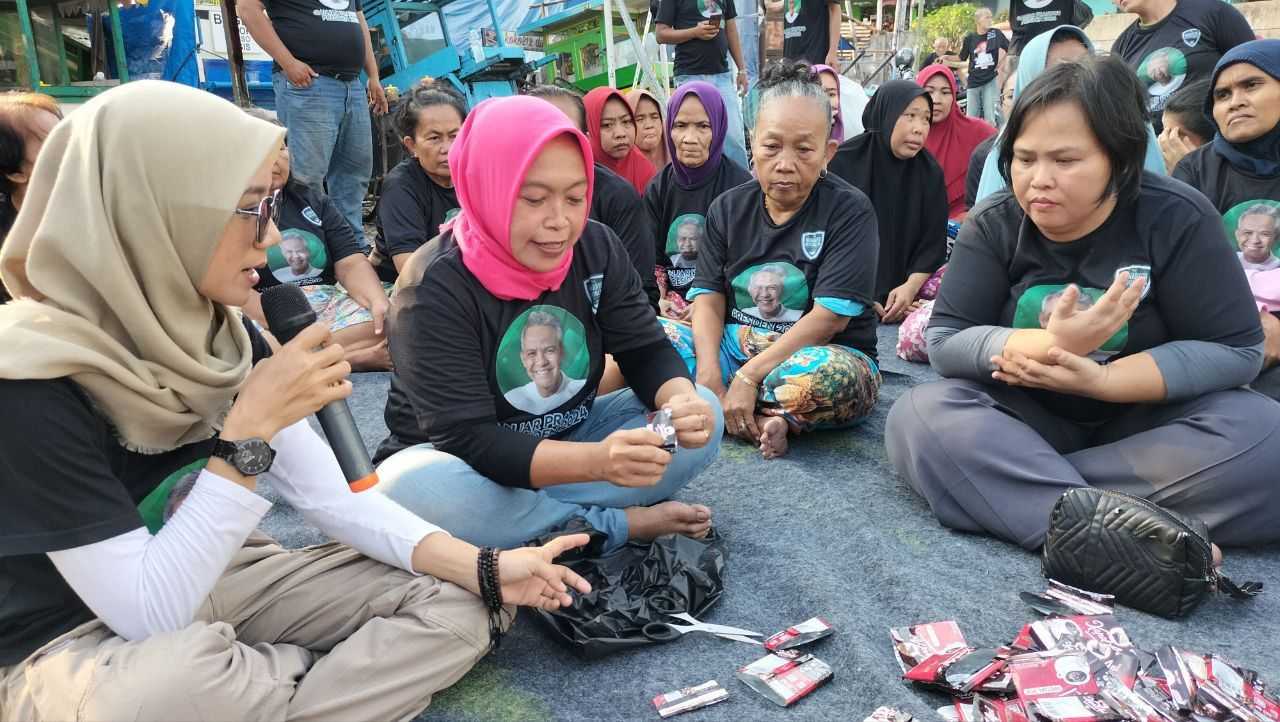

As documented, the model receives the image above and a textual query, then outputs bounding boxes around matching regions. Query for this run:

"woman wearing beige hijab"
[0,80,589,722]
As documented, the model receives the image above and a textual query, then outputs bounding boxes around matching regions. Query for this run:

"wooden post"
[219,0,251,106]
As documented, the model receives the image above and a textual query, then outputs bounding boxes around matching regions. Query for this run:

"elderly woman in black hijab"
[829,81,949,325]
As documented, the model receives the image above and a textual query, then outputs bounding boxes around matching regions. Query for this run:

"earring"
[819,167,828,180]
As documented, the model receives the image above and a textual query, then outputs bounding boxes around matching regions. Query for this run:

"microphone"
[260,284,379,492]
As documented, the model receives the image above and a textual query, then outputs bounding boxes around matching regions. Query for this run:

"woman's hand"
[991,347,1112,399]
[664,390,716,449]
[594,428,672,487]
[722,375,759,440]
[223,322,351,440]
[498,534,593,610]
[1261,311,1280,370]
[361,293,391,336]
[1045,274,1145,357]
[695,367,728,399]
[881,281,923,324]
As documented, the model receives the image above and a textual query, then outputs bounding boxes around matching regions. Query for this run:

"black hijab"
[829,80,949,302]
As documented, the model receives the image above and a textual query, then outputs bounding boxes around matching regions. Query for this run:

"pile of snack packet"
[886,580,1279,722]
[652,617,837,717]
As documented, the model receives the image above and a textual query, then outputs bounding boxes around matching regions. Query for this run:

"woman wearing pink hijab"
[372,96,722,553]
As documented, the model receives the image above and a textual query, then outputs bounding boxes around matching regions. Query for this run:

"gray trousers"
[885,380,1280,550]
[1254,365,1280,401]
[0,534,498,722]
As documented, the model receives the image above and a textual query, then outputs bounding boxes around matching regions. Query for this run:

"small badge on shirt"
[584,273,604,313]
[1114,264,1152,300]
[1182,28,1201,47]
[801,231,825,260]
[302,206,323,226]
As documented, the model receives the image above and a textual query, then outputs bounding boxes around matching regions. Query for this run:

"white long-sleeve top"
[48,420,443,642]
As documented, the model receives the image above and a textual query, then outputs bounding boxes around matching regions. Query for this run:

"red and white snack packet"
[651,680,728,718]
[735,652,832,707]
[974,694,1032,722]
[1009,651,1119,722]
[891,620,967,673]
[861,706,914,722]
[764,617,835,651]
[1029,615,1133,658]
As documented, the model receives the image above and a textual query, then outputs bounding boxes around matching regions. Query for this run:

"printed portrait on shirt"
[136,458,209,534]
[1223,200,1280,271]
[667,213,706,270]
[268,228,328,284]
[784,0,801,24]
[442,207,460,230]
[496,305,591,416]
[732,262,809,324]
[1136,48,1188,111]
[1013,284,1127,354]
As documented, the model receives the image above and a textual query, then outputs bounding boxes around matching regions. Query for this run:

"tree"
[916,3,977,58]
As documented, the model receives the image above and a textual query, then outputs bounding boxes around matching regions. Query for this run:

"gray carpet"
[258,327,1280,721]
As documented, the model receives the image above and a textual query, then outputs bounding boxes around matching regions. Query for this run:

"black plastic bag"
[527,519,728,659]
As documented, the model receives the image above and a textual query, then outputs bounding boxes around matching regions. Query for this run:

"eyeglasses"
[233,190,281,246]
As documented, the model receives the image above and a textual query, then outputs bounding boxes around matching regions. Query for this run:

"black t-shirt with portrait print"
[959,29,1009,88]
[1010,0,1078,55]
[376,220,672,485]
[262,0,365,77]
[372,157,459,283]
[1175,145,1280,269]
[0,318,272,666]
[1111,0,1254,133]
[930,172,1263,423]
[692,173,881,357]
[657,0,738,76]
[782,0,839,65]
[644,158,751,302]
[593,163,659,307]
[253,181,364,290]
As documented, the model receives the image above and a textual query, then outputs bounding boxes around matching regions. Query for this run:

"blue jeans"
[372,387,724,553]
[732,0,760,88]
[272,73,373,242]
[675,71,748,170]
[966,79,999,125]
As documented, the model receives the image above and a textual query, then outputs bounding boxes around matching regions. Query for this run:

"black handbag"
[1042,488,1262,618]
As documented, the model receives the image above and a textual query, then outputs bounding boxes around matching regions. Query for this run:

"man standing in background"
[766,0,842,66]
[239,0,389,241]
[657,0,751,168]
[958,8,1007,123]
[735,0,762,88]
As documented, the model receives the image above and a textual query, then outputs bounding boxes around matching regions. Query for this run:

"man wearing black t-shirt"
[1010,0,1091,56]
[958,8,1009,124]
[656,0,750,169]
[238,0,388,241]
[1111,0,1254,133]
[765,0,841,66]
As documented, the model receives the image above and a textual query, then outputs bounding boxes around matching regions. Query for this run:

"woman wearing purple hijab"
[643,81,751,322]
[812,64,845,142]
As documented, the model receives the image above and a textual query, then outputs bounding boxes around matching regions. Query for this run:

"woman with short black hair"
[0,92,61,302]
[666,61,882,459]
[886,56,1280,551]
[370,82,465,283]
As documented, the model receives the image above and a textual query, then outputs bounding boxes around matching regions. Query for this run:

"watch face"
[232,439,274,475]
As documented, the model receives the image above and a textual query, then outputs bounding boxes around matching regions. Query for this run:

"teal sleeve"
[815,296,865,316]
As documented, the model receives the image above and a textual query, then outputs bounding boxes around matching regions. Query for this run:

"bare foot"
[626,501,712,541]
[757,416,789,459]
[1212,543,1223,570]
[346,341,393,372]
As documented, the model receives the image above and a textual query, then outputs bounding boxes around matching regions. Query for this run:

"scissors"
[642,612,763,645]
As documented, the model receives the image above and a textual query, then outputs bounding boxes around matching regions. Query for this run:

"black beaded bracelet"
[477,547,505,650]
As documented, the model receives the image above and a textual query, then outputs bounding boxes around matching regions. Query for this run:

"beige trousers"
[0,534,499,722]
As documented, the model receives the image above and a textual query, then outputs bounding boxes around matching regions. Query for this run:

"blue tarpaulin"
[112,0,199,86]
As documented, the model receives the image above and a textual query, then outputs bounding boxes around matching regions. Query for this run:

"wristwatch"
[211,437,277,476]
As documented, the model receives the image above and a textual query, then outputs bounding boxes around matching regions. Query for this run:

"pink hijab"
[444,96,595,301]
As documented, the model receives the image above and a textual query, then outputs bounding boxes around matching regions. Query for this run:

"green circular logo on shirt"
[697,0,722,17]
[267,228,328,283]
[784,0,801,23]
[1012,284,1127,353]
[1136,48,1188,107]
[1224,199,1280,264]
[666,213,706,268]
[442,208,460,229]
[496,305,591,415]
[730,262,809,323]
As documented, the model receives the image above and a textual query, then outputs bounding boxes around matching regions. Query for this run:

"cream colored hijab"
[0,80,285,453]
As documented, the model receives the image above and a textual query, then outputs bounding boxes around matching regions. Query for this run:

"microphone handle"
[315,401,379,492]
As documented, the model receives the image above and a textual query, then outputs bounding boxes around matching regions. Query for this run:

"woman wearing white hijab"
[0,81,588,721]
